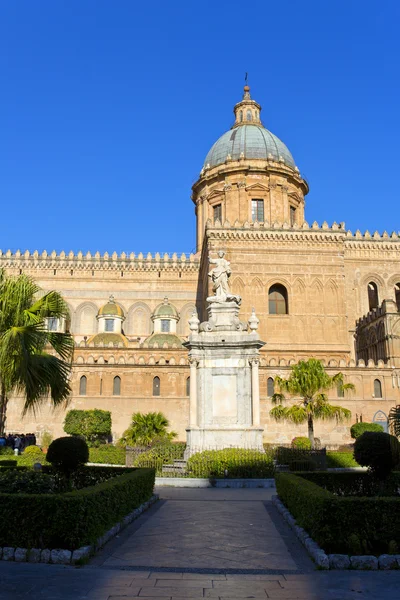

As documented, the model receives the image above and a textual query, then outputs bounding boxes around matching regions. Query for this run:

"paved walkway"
[0,487,400,599]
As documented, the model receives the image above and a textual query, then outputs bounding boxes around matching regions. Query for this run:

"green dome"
[204,124,295,169]
[145,333,183,348]
[153,298,179,319]
[88,332,128,347]
[98,296,124,318]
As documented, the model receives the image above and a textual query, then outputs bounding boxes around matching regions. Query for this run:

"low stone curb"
[0,493,159,566]
[155,477,276,488]
[272,495,400,570]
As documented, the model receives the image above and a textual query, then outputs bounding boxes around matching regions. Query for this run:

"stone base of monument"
[184,426,265,458]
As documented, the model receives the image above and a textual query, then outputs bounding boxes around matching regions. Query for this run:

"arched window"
[113,376,121,396]
[239,110,243,122]
[374,379,382,398]
[368,282,379,311]
[268,284,288,315]
[79,375,87,396]
[373,410,388,432]
[267,377,275,397]
[337,383,344,398]
[246,109,252,121]
[153,376,160,396]
[186,376,190,396]
[395,283,400,311]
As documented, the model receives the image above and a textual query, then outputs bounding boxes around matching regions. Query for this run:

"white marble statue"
[207,251,241,304]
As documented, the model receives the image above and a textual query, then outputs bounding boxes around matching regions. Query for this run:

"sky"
[1,1,399,255]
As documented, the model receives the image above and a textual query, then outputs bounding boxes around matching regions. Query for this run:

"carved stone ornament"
[248,308,259,331]
[188,310,200,333]
[206,250,241,305]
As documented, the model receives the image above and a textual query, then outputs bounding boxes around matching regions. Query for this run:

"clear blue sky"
[1,1,399,255]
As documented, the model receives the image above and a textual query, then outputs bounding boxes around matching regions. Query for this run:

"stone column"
[250,358,260,426]
[189,358,199,427]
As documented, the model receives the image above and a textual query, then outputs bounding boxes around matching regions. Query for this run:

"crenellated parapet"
[0,250,200,272]
[73,350,189,366]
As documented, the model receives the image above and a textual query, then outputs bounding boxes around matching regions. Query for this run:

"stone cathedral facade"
[3,86,400,445]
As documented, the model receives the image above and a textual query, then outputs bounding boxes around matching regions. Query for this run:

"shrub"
[0,447,14,456]
[64,409,111,444]
[46,437,89,476]
[276,472,400,555]
[326,451,359,468]
[0,460,17,467]
[350,422,384,439]
[276,446,327,470]
[354,431,400,479]
[89,445,126,465]
[120,412,177,447]
[291,437,311,450]
[298,471,400,497]
[23,445,44,456]
[0,468,155,549]
[41,431,53,448]
[186,448,275,479]
[0,470,56,494]
[132,442,186,474]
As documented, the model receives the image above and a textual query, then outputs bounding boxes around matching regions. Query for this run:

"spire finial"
[243,72,250,98]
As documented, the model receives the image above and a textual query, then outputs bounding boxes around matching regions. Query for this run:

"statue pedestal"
[184,301,265,458]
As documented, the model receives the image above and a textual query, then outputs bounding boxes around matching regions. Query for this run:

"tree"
[0,270,74,433]
[269,358,354,448]
[120,412,177,447]
[64,409,111,444]
[389,405,400,438]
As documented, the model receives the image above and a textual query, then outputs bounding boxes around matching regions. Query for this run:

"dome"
[98,296,124,318]
[88,332,128,347]
[204,124,295,169]
[153,298,179,320]
[145,333,183,348]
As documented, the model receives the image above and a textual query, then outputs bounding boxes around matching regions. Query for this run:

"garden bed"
[0,467,155,550]
[275,472,400,559]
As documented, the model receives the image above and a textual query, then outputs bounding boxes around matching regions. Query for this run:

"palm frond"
[269,405,289,421]
[389,405,400,438]
[271,392,286,405]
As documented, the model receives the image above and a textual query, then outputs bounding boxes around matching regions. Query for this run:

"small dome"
[145,333,183,348]
[153,298,179,320]
[98,296,124,318]
[88,332,128,347]
[204,124,295,169]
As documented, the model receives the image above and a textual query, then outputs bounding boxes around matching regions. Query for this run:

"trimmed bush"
[0,460,17,467]
[47,437,89,476]
[0,447,14,456]
[326,451,359,468]
[132,442,186,474]
[0,467,155,549]
[89,445,126,465]
[276,472,400,555]
[0,470,56,494]
[186,448,275,479]
[23,445,44,456]
[64,409,111,444]
[276,446,327,470]
[354,432,400,479]
[350,422,384,439]
[291,437,311,450]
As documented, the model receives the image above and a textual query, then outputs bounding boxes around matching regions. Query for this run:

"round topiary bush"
[353,431,400,479]
[291,437,312,450]
[350,422,384,439]
[46,436,89,476]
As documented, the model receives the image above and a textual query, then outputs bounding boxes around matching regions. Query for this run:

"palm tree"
[121,412,177,447]
[0,270,74,433]
[389,405,400,438]
[270,358,354,448]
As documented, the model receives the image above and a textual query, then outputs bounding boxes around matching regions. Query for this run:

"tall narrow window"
[290,206,296,226]
[374,379,382,398]
[251,199,264,222]
[79,376,87,396]
[368,282,379,311]
[213,204,222,224]
[113,376,121,396]
[246,109,252,121]
[239,110,243,122]
[395,284,400,311]
[161,319,170,333]
[105,319,115,332]
[268,284,288,315]
[186,376,190,396]
[153,376,160,396]
[267,377,275,397]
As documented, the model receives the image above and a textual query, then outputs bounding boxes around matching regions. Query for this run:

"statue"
[207,250,241,304]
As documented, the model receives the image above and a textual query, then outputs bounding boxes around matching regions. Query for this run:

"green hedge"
[88,445,126,465]
[0,467,155,550]
[326,451,359,468]
[186,448,275,479]
[276,472,400,555]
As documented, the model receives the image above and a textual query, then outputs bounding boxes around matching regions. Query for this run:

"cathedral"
[3,85,400,446]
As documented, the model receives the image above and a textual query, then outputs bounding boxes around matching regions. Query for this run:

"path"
[0,487,399,599]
